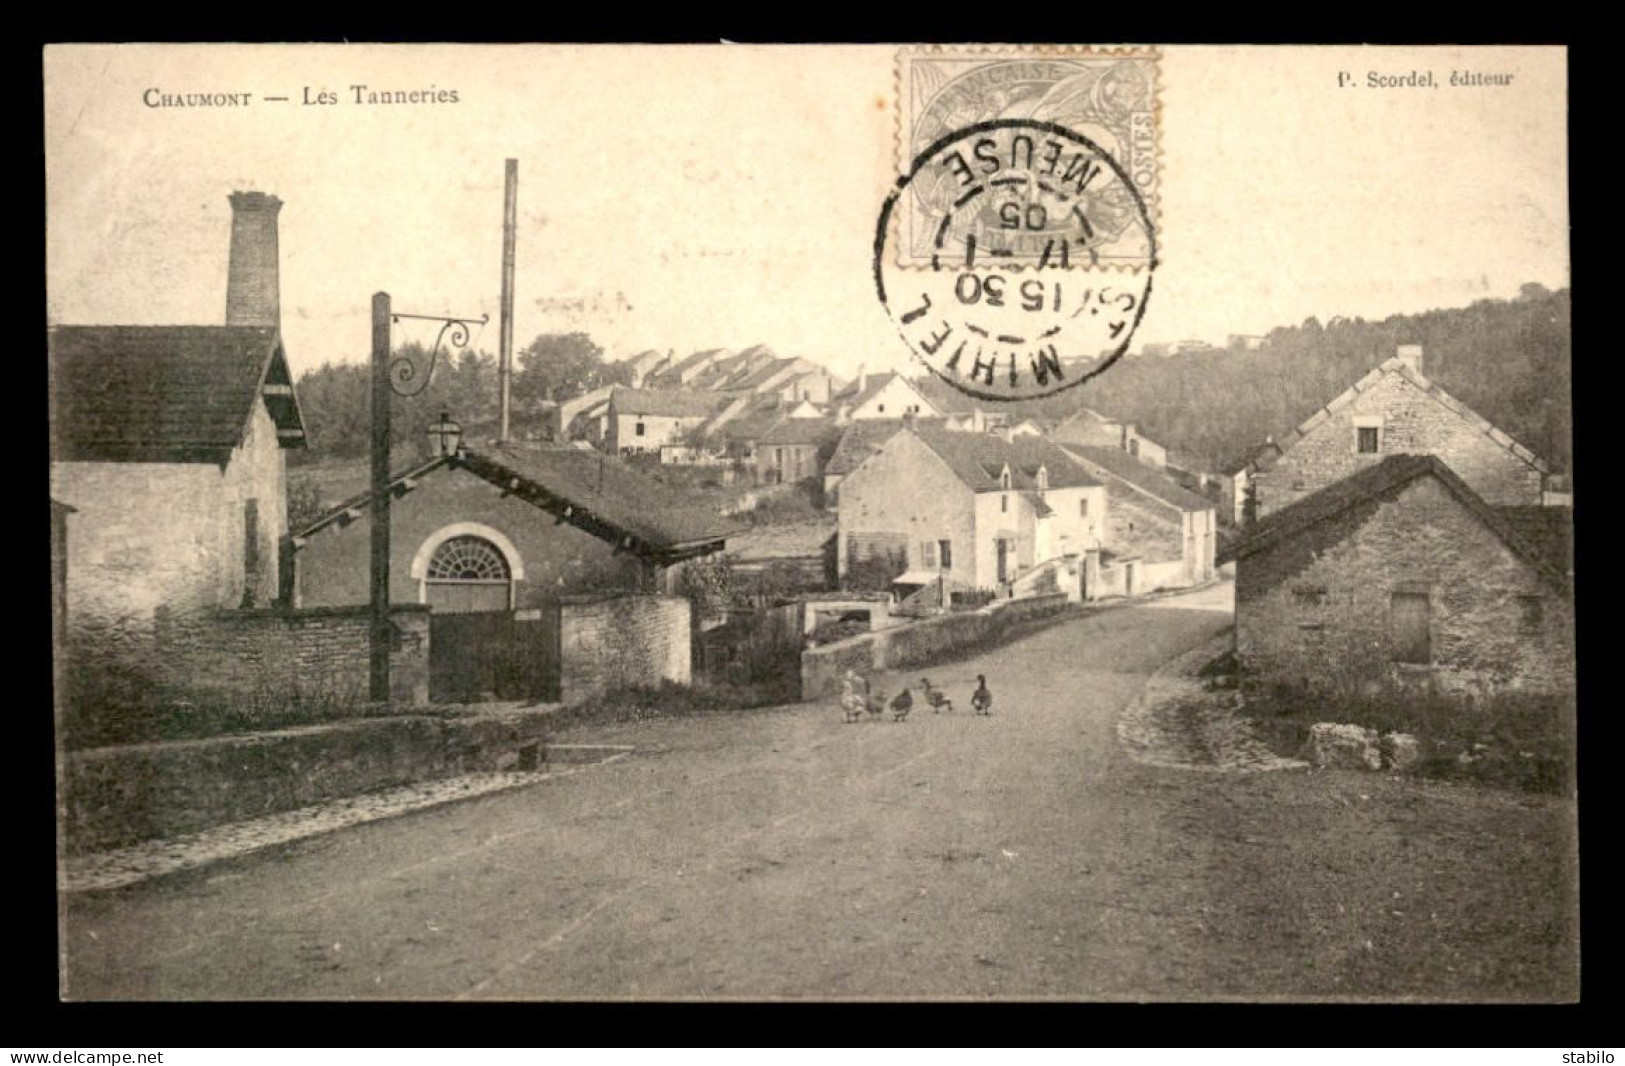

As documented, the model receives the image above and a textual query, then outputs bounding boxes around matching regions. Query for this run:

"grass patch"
[59,663,457,750]
[546,678,789,734]
[1238,677,1575,795]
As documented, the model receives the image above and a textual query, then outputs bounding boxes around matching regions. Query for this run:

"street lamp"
[370,293,486,703]
[427,411,464,459]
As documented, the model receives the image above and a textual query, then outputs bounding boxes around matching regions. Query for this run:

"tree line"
[291,333,629,461]
[918,284,1573,475]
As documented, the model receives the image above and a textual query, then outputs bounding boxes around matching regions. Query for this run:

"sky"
[45,44,1569,380]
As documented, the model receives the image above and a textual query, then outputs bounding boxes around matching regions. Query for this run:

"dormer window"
[999,467,1012,490]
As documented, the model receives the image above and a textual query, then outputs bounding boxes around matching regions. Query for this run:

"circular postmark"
[874,118,1157,402]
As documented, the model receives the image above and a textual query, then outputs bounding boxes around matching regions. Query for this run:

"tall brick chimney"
[225,191,283,328]
[1396,344,1424,376]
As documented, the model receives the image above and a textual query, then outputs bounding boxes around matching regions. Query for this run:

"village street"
[60,591,1576,1002]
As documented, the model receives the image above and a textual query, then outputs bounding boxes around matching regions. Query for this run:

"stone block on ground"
[1381,732,1423,772]
[1301,722,1382,771]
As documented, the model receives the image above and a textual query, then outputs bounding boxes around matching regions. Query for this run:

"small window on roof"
[1000,468,1012,490]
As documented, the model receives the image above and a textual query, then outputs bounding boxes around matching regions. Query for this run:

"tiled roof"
[1059,444,1214,512]
[1219,454,1569,589]
[50,325,305,463]
[608,386,724,418]
[835,371,919,411]
[824,420,911,475]
[1494,506,1574,578]
[1220,439,1284,476]
[758,416,840,447]
[715,404,786,443]
[296,443,742,561]
[725,356,803,392]
[468,443,742,552]
[624,349,669,373]
[913,427,1100,491]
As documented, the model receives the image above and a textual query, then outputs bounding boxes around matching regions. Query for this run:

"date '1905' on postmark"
[878,48,1161,402]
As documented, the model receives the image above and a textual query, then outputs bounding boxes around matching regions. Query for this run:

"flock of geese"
[840,670,994,723]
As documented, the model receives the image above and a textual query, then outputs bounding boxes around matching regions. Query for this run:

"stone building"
[830,369,942,421]
[1050,406,1169,468]
[603,386,726,456]
[755,416,840,486]
[49,192,308,674]
[837,426,1104,593]
[1255,345,1551,516]
[1221,454,1574,701]
[1058,443,1218,589]
[293,441,740,613]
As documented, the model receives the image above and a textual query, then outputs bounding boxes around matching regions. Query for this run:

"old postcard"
[46,44,1574,1002]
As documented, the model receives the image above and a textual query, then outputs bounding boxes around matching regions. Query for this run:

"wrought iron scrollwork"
[388,313,488,397]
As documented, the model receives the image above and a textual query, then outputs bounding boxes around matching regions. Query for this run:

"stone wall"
[1261,369,1545,515]
[801,593,1070,701]
[559,594,691,702]
[1139,559,1190,593]
[1103,488,1183,564]
[1236,475,1575,699]
[52,403,291,672]
[151,604,430,706]
[60,708,554,854]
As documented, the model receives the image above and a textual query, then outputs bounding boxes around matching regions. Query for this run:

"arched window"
[411,525,524,613]
[428,536,510,582]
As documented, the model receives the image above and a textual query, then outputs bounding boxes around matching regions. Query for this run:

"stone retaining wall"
[801,593,1070,702]
[59,709,555,855]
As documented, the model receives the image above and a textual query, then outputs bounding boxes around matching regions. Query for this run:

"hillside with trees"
[916,285,1572,475]
[291,332,626,463]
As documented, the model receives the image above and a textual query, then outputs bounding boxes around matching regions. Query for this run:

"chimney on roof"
[903,408,918,431]
[856,363,867,395]
[1396,344,1424,375]
[225,191,283,329]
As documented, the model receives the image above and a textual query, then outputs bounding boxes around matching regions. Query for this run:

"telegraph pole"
[499,159,518,442]
[370,291,393,703]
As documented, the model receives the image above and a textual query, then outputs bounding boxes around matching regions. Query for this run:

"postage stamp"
[875,117,1158,403]
[879,47,1162,403]
[894,47,1162,269]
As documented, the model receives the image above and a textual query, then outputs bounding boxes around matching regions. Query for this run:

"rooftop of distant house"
[1059,444,1214,512]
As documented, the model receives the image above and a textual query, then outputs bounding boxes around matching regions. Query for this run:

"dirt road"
[61,597,1577,1001]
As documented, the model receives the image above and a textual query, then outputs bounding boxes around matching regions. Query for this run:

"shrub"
[60,667,400,750]
[843,553,904,593]
[1241,678,1575,794]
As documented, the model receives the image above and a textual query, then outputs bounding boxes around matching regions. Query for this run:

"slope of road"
[60,598,1577,1001]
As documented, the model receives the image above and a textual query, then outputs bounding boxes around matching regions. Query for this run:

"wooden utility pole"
[499,159,518,442]
[370,291,392,703]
